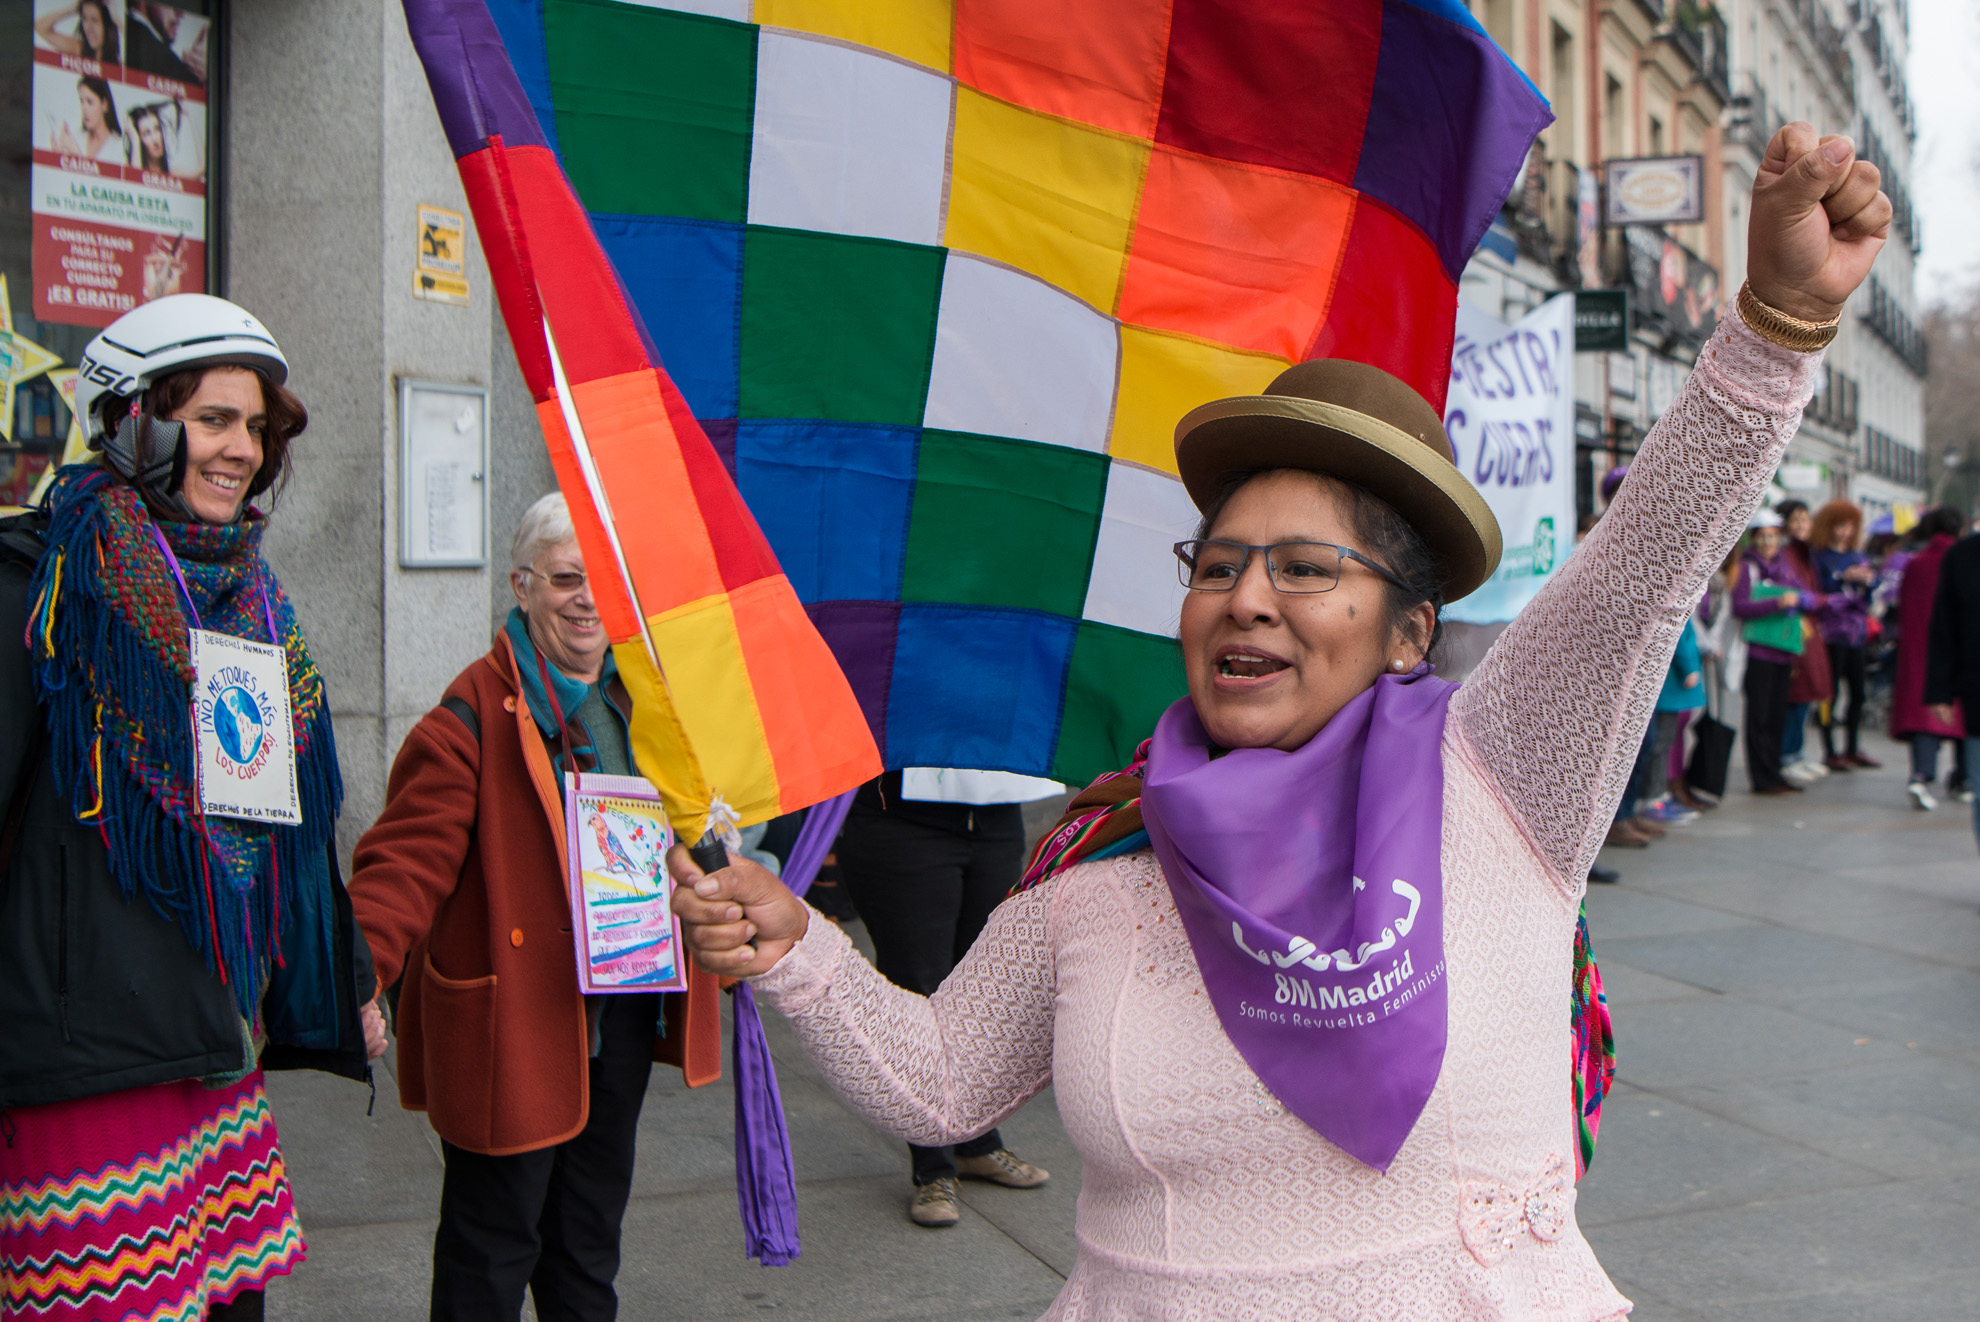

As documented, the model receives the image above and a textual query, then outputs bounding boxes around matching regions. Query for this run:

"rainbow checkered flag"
[407,0,1549,793]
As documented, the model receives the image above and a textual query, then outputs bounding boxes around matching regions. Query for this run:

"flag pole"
[539,315,733,872]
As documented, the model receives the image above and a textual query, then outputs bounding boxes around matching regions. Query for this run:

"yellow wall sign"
[415,204,469,305]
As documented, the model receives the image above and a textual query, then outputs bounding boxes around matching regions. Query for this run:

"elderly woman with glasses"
[347,492,722,1321]
[673,128,1889,1319]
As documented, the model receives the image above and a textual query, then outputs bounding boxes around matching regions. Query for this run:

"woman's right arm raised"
[672,847,1058,1147]
[1451,123,1889,888]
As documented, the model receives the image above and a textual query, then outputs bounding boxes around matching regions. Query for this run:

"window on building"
[1604,74,1624,159]
[1648,115,1664,156]
[0,0,220,503]
[1483,0,1513,54]
[1550,22,1576,163]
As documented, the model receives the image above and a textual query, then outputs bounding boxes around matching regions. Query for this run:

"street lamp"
[1935,444,1967,510]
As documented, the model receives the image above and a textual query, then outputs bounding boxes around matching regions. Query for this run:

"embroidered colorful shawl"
[27,466,343,1022]
[1019,714,1619,1179]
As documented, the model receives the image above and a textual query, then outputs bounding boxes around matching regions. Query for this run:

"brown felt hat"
[1173,359,1502,602]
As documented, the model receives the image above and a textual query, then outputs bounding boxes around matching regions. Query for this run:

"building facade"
[1463,0,1927,526]
[0,0,551,847]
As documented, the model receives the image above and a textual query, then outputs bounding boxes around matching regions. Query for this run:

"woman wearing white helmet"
[0,295,383,1322]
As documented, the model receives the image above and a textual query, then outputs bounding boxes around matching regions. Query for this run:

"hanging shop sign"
[1602,155,1705,227]
[1622,228,1720,344]
[1574,290,1631,353]
[1575,166,1602,288]
[30,0,212,326]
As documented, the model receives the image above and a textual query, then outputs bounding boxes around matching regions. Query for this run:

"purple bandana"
[1140,671,1457,1171]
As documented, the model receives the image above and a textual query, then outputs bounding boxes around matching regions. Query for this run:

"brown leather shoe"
[1670,781,1713,811]
[1604,821,1651,849]
[956,1148,1050,1188]
[910,1177,962,1228]
[1630,815,1668,838]
[1754,783,1805,796]
[1824,755,1855,772]
[1847,752,1882,769]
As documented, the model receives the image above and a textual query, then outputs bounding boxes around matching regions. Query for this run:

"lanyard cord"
[147,521,279,643]
[148,521,290,970]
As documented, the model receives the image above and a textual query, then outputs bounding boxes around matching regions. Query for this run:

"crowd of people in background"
[1598,478,1978,879]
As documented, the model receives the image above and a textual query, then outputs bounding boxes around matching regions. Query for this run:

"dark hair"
[1195,468,1445,660]
[128,106,167,172]
[1918,506,1966,540]
[79,0,121,64]
[76,75,121,138]
[143,363,309,504]
[1599,464,1629,503]
[1775,498,1809,521]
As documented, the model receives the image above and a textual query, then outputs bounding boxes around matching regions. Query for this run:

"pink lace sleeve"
[1451,310,1823,887]
[746,883,1058,1147]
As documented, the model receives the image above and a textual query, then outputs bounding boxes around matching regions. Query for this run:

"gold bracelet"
[1736,281,1841,352]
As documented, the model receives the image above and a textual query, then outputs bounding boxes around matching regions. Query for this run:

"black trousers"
[837,804,1025,1185]
[429,993,660,1322]
[1744,657,1795,790]
[1818,643,1868,758]
[209,1290,263,1320]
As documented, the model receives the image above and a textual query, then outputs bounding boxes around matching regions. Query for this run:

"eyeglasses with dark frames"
[517,565,588,592]
[1172,538,1408,595]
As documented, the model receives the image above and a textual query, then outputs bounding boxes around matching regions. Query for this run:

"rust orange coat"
[348,633,720,1155]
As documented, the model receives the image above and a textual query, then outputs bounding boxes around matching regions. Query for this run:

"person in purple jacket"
[1735,510,1809,794]
[1810,499,1879,770]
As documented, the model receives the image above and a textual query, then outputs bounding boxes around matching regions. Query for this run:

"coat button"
[510,928,524,947]
[503,696,517,713]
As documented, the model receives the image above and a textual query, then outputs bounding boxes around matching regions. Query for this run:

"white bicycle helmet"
[76,294,290,515]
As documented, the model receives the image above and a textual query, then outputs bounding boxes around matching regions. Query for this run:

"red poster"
[30,2,211,327]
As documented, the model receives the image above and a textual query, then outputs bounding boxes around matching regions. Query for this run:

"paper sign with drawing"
[563,773,688,994]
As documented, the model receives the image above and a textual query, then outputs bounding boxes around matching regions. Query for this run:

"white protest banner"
[190,628,301,825]
[1441,293,1577,624]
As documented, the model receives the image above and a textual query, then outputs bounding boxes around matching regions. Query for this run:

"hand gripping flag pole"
[401,0,882,1265]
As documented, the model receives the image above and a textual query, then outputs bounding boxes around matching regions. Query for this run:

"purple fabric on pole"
[1139,671,1457,1172]
[730,982,800,1265]
[401,0,550,156]
[729,789,855,1265]
[782,791,855,901]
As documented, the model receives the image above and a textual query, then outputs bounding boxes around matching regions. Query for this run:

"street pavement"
[263,740,1980,1321]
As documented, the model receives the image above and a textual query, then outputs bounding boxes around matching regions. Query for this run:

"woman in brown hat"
[670,125,1889,1319]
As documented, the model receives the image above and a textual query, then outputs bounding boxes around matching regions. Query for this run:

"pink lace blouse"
[751,310,1821,1320]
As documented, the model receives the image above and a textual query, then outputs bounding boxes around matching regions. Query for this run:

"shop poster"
[30,1,210,325]
[563,773,689,994]
[1441,293,1578,625]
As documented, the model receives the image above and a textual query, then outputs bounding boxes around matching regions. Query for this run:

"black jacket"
[1926,533,1980,736]
[0,512,374,1111]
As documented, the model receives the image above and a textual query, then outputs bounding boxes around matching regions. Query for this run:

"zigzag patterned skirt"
[0,1071,304,1320]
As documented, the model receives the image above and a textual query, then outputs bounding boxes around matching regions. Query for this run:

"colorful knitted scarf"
[1018,736,1619,1179]
[27,465,343,1022]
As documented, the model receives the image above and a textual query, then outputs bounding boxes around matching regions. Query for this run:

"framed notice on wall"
[29,0,216,326]
[399,380,488,569]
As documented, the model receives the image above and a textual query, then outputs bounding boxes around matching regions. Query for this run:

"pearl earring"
[1392,658,1407,672]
